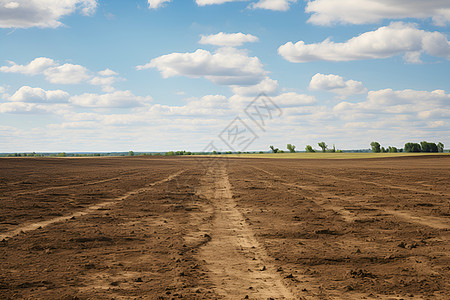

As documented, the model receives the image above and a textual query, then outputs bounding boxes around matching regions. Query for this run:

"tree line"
[269,142,343,153]
[370,141,444,153]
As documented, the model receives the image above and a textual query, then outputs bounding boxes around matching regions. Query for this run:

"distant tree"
[370,142,381,153]
[388,146,398,153]
[279,150,285,153]
[287,144,296,153]
[57,152,66,157]
[404,142,421,153]
[305,145,315,153]
[318,142,328,152]
[270,146,279,153]
[329,144,336,153]
[128,150,134,156]
[420,141,438,153]
[381,147,388,153]
[437,142,444,153]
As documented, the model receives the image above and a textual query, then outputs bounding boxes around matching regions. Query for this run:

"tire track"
[0,171,183,241]
[252,167,449,230]
[10,171,143,197]
[196,163,295,299]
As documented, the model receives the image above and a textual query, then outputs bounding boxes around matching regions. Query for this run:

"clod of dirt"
[285,274,294,279]
[260,266,266,271]
[398,241,407,248]
[315,229,338,235]
[349,269,376,279]
[135,277,143,283]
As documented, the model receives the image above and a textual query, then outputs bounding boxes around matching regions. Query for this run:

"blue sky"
[0,0,449,152]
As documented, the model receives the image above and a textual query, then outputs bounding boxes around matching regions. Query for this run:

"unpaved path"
[196,162,295,299]
[0,171,183,241]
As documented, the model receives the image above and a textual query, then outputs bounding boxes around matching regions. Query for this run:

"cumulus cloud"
[9,86,70,103]
[199,32,259,47]
[98,68,118,77]
[309,73,367,95]
[195,0,296,11]
[43,64,91,84]
[148,0,171,9]
[306,0,450,26]
[231,77,279,96]
[0,0,98,28]
[69,90,152,108]
[334,89,450,120]
[0,58,90,84]
[0,57,121,90]
[249,0,296,11]
[137,47,266,86]
[196,0,246,6]
[0,57,57,75]
[0,102,45,114]
[278,22,450,63]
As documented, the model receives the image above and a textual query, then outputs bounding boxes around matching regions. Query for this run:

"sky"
[0,0,449,152]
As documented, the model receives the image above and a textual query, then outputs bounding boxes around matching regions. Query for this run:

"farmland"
[0,156,449,299]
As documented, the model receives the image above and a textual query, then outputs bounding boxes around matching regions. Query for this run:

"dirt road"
[196,162,294,299]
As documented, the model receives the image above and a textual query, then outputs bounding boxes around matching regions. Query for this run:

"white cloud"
[231,77,279,96]
[69,90,152,108]
[278,22,450,63]
[0,102,46,114]
[249,0,296,11]
[306,0,450,26]
[43,64,90,84]
[98,68,118,76]
[0,57,57,75]
[195,0,296,11]
[0,0,98,28]
[137,47,266,86]
[334,89,450,119]
[196,0,246,6]
[0,58,90,84]
[9,86,70,103]
[199,32,259,47]
[89,77,118,92]
[148,0,171,9]
[309,73,367,95]
[0,58,121,90]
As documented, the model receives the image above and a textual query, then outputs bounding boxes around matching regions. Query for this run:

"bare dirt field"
[0,156,449,299]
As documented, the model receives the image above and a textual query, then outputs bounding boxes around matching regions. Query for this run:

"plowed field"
[1,156,449,299]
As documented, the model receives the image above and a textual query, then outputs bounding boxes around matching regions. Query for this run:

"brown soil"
[0,156,449,299]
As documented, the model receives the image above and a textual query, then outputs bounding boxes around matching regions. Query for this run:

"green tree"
[128,150,134,156]
[305,145,315,153]
[270,146,279,153]
[287,144,296,153]
[388,146,398,153]
[404,142,421,152]
[420,141,438,152]
[370,142,381,153]
[437,142,444,153]
[318,142,327,152]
